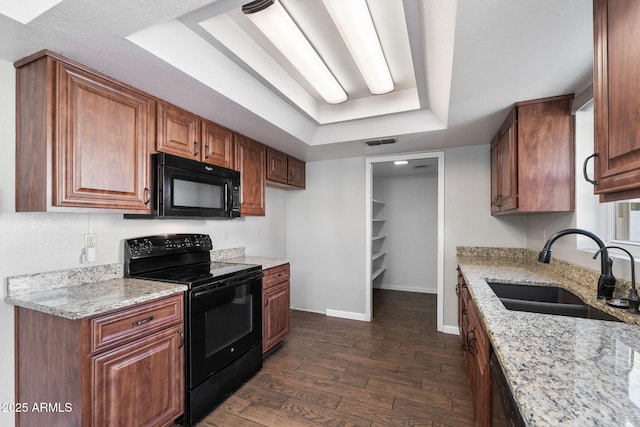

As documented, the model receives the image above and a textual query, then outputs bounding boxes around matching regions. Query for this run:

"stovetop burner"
[124,233,261,288]
[135,261,261,287]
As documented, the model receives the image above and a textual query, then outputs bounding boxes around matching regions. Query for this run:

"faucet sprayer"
[593,246,639,314]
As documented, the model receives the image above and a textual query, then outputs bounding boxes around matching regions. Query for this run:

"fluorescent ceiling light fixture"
[322,0,394,95]
[394,160,408,165]
[242,0,347,105]
[0,0,62,24]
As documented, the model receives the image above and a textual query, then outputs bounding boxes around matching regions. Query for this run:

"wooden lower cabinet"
[15,294,184,427]
[262,264,291,354]
[457,269,491,426]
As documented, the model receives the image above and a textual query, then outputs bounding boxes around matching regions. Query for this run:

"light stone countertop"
[224,256,290,270]
[458,248,640,426]
[4,263,186,320]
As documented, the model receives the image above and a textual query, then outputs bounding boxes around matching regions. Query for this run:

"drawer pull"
[132,316,154,326]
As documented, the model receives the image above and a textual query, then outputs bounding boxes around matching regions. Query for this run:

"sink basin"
[487,282,621,322]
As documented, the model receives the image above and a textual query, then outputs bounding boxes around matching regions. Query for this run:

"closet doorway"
[364,152,444,332]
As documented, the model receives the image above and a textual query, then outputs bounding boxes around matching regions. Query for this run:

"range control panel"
[125,234,213,258]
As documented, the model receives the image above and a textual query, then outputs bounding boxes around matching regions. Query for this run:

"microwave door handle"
[225,183,232,216]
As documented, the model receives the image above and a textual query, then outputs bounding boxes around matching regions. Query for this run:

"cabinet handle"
[132,316,153,326]
[264,295,269,307]
[466,330,477,356]
[194,141,199,157]
[204,144,211,159]
[583,152,599,185]
[455,283,460,296]
[493,195,502,208]
[178,329,184,349]
[143,187,150,205]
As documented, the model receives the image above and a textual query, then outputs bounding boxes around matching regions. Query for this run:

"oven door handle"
[192,279,250,300]
[192,273,263,300]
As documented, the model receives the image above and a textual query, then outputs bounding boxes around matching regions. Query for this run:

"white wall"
[287,145,529,330]
[442,145,527,328]
[0,58,288,427]
[373,174,438,293]
[286,157,366,317]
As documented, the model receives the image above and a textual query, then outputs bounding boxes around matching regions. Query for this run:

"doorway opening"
[364,152,445,332]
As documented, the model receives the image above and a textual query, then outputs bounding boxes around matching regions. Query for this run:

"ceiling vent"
[365,138,396,146]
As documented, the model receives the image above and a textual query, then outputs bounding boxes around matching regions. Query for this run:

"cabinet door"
[56,63,153,211]
[235,134,266,216]
[496,111,518,211]
[266,148,288,184]
[201,118,234,169]
[288,156,306,188]
[593,0,640,201]
[263,280,290,354]
[490,136,500,214]
[157,101,200,160]
[92,325,184,427]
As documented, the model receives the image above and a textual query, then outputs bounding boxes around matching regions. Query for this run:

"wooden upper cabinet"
[235,134,266,216]
[201,118,235,169]
[266,147,306,189]
[491,111,518,213]
[593,0,640,201]
[288,156,306,188]
[490,95,574,215]
[157,102,235,169]
[266,148,289,184]
[156,101,200,160]
[15,52,154,213]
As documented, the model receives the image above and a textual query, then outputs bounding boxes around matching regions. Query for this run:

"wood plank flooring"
[198,290,473,426]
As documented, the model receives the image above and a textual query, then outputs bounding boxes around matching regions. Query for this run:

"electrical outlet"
[83,233,97,263]
[85,233,97,248]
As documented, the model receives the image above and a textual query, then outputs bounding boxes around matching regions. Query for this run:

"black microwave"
[126,153,240,219]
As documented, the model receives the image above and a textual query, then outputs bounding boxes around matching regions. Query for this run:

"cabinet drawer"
[263,264,290,289]
[90,294,183,353]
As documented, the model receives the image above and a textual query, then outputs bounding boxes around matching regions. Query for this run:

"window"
[612,200,640,245]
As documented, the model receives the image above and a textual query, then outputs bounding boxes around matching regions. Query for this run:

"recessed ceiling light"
[394,160,408,166]
[0,0,62,24]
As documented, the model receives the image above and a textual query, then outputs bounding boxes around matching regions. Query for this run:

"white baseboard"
[440,324,460,335]
[325,309,367,321]
[374,283,437,294]
[289,306,325,315]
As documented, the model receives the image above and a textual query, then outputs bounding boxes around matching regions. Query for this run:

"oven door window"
[204,284,252,356]
[189,277,262,386]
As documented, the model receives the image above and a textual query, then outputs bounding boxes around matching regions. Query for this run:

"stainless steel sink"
[487,282,621,322]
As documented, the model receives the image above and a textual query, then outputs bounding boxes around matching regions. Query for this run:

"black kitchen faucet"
[538,228,616,299]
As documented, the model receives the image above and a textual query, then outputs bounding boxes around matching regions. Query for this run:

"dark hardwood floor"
[199,290,473,426]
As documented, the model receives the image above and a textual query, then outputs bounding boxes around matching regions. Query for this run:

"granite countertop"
[4,264,186,320]
[4,248,288,320]
[458,248,640,426]
[224,255,290,270]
